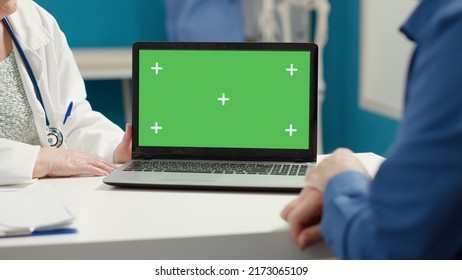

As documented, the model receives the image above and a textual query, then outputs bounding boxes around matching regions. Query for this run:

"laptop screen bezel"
[132,42,318,162]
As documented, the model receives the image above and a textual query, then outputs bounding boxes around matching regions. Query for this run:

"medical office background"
[34,0,413,157]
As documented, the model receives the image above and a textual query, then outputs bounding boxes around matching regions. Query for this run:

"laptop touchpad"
[160,173,218,182]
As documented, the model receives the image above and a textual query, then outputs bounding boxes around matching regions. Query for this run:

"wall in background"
[359,0,417,120]
[35,0,167,128]
[322,0,399,155]
[34,0,399,156]
[35,0,167,47]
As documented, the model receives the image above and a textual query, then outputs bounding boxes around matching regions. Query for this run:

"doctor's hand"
[32,148,117,178]
[281,148,369,249]
[113,123,132,164]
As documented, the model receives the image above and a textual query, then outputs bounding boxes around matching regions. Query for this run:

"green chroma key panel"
[138,49,311,150]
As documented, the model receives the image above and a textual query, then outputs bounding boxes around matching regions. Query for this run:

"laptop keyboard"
[123,161,313,176]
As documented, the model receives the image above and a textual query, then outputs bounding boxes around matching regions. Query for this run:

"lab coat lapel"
[7,11,52,83]
[7,11,54,147]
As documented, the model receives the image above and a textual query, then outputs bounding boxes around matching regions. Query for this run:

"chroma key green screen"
[138,49,311,149]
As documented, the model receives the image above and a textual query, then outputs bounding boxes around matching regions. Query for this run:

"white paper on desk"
[0,183,74,232]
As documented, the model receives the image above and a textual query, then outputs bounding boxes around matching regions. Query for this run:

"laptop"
[103,42,318,192]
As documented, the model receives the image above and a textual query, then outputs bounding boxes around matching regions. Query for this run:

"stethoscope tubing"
[2,17,50,127]
[2,16,63,147]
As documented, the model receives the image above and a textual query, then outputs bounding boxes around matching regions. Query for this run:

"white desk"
[72,48,132,123]
[0,153,384,259]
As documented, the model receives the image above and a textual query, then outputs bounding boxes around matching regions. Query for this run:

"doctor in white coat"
[0,0,132,185]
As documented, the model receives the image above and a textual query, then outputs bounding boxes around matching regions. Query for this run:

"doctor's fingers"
[74,157,117,175]
[114,123,133,164]
[62,151,116,176]
[69,153,116,176]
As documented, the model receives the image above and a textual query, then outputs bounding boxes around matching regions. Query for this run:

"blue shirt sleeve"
[321,171,388,259]
[321,171,368,257]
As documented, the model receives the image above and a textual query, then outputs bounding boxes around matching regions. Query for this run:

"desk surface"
[0,153,384,260]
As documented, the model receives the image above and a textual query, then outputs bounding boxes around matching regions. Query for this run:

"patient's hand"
[281,148,370,249]
[281,186,324,249]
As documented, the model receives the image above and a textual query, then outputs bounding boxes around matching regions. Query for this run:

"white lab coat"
[0,0,124,185]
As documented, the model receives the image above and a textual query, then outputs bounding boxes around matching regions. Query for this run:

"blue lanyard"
[2,17,51,127]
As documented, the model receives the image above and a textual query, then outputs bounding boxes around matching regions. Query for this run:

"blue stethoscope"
[2,17,64,148]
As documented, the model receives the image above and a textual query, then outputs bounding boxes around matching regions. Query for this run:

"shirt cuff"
[321,171,370,258]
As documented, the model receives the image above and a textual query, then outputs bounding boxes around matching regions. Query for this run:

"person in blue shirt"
[163,0,245,42]
[281,0,462,259]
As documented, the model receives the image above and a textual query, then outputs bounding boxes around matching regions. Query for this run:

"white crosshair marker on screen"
[285,124,298,137]
[218,93,230,106]
[150,122,163,134]
[150,63,163,75]
[286,63,298,76]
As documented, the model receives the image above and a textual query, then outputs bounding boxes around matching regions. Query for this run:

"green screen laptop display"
[137,48,311,150]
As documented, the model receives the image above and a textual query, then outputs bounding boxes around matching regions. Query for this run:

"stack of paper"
[0,184,74,237]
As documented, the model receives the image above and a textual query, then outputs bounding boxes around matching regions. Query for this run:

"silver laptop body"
[104,42,318,193]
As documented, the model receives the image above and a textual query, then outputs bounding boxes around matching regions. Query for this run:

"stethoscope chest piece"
[47,127,63,148]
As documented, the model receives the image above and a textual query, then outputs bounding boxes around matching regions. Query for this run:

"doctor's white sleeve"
[0,138,40,185]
